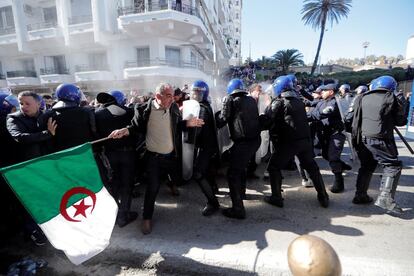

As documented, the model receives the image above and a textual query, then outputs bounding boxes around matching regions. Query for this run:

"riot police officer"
[41,84,97,152]
[351,76,407,214]
[95,90,138,227]
[308,83,350,193]
[261,76,329,208]
[216,78,261,219]
[185,80,220,216]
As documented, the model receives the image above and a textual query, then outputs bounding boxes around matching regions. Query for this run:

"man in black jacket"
[260,76,329,208]
[216,78,261,219]
[95,90,138,227]
[351,76,407,214]
[109,83,203,234]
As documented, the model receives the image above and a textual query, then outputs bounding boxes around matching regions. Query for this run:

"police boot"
[309,172,329,208]
[222,174,246,219]
[330,173,344,193]
[352,169,373,204]
[375,171,403,215]
[197,178,220,216]
[264,170,284,207]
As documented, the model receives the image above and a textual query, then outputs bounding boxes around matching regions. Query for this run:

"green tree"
[272,49,305,74]
[301,0,352,76]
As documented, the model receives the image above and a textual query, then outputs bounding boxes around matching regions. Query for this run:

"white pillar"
[11,0,29,53]
[56,0,70,46]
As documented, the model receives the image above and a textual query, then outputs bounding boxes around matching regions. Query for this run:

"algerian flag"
[0,143,118,265]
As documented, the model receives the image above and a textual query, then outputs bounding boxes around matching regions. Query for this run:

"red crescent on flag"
[60,187,97,222]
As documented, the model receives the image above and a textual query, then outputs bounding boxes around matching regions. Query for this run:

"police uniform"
[308,84,348,193]
[351,76,407,214]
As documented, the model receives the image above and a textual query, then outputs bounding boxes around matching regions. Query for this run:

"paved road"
[1,131,413,276]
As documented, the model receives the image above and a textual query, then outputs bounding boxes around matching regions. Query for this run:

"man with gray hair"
[109,83,204,234]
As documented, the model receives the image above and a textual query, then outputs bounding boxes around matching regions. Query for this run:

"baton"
[394,127,414,155]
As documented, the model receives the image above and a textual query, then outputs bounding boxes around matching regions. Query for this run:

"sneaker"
[302,179,313,187]
[30,230,47,246]
[263,171,269,179]
[202,203,219,216]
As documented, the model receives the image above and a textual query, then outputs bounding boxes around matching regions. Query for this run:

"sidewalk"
[2,130,414,275]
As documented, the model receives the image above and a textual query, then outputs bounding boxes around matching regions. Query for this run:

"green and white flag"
[0,143,118,265]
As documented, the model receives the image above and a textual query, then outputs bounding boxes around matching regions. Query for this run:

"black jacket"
[260,91,311,144]
[41,101,97,152]
[184,101,219,152]
[357,90,407,139]
[216,92,260,142]
[7,111,51,162]
[1,114,20,167]
[127,99,183,157]
[95,104,136,151]
[308,96,344,134]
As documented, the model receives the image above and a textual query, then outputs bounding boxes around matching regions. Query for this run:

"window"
[44,55,66,74]
[20,59,35,72]
[136,47,150,66]
[165,47,180,67]
[88,52,107,70]
[236,13,239,19]
[0,6,15,29]
[190,51,196,67]
[43,7,57,23]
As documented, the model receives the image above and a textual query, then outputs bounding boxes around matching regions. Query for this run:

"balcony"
[124,58,212,80]
[39,67,74,84]
[68,15,93,35]
[0,27,17,45]
[74,64,114,82]
[27,21,60,41]
[6,70,40,86]
[118,1,209,43]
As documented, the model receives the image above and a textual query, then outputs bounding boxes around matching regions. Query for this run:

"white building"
[0,0,242,94]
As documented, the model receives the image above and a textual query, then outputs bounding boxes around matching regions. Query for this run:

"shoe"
[317,193,329,208]
[263,171,269,179]
[117,211,138,228]
[141,219,152,235]
[202,203,219,216]
[30,230,47,246]
[352,194,373,204]
[264,196,284,207]
[330,173,344,193]
[302,179,313,187]
[222,208,246,219]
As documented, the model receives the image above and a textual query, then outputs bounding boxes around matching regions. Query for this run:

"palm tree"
[272,49,305,74]
[301,0,352,75]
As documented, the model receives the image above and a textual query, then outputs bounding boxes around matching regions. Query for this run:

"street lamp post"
[362,41,370,64]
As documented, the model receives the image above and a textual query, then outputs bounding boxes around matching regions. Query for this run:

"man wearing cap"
[95,90,138,227]
[308,83,350,193]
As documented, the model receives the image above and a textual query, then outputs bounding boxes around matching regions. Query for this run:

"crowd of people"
[0,73,409,244]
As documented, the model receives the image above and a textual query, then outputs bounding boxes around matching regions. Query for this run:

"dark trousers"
[143,151,180,219]
[267,139,326,195]
[359,137,402,177]
[321,131,346,173]
[106,150,136,214]
[227,137,261,210]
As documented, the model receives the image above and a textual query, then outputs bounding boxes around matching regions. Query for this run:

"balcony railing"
[27,21,57,31]
[118,1,199,18]
[125,58,205,72]
[0,73,5,79]
[6,70,37,78]
[68,15,93,25]
[75,64,109,72]
[0,27,16,36]
[40,67,69,75]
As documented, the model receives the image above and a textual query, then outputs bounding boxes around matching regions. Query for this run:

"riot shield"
[335,94,357,162]
[182,100,200,181]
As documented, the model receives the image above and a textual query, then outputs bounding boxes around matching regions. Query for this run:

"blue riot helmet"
[109,90,127,106]
[273,75,294,97]
[355,85,368,95]
[55,83,81,104]
[191,80,209,102]
[370,75,397,92]
[39,97,46,112]
[0,91,11,115]
[227,78,245,95]
[5,94,19,111]
[286,74,298,86]
[339,84,351,94]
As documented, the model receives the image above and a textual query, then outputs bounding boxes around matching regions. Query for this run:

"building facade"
[0,0,242,94]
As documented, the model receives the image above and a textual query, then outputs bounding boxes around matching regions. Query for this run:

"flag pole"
[91,137,112,145]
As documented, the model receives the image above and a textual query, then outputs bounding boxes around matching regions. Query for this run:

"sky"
[241,0,414,64]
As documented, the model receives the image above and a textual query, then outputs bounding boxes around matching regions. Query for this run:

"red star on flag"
[73,199,92,218]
